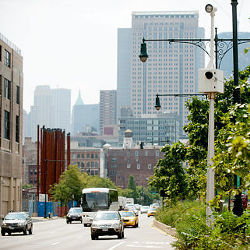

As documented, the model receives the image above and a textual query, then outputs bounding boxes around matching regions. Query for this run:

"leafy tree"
[127,175,139,202]
[50,165,84,204]
[149,142,188,204]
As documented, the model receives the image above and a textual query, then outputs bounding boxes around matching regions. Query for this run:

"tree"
[50,165,84,205]
[149,142,188,204]
[127,175,139,203]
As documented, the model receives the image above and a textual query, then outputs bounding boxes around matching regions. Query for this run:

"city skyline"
[0,0,249,112]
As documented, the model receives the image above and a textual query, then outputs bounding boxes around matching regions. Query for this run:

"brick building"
[104,146,163,188]
[0,33,23,217]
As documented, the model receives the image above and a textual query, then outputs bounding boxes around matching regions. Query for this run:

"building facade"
[25,86,71,141]
[130,11,204,137]
[99,90,117,135]
[0,33,23,217]
[104,147,163,188]
[70,146,105,177]
[117,28,132,120]
[119,113,179,146]
[71,91,99,135]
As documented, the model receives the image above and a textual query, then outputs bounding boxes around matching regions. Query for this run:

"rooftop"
[0,32,22,56]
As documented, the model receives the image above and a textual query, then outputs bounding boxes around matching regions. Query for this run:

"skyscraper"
[117,28,131,120]
[130,11,204,136]
[72,91,99,135]
[26,86,71,140]
[99,90,117,135]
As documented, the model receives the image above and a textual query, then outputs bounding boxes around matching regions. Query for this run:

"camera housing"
[198,68,224,94]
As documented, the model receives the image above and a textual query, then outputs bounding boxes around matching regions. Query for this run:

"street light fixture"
[139,39,148,62]
[155,94,161,111]
[205,4,215,13]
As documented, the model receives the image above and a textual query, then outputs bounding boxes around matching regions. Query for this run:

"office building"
[117,28,132,120]
[130,11,204,137]
[0,33,23,217]
[72,91,99,135]
[99,90,117,135]
[219,32,250,78]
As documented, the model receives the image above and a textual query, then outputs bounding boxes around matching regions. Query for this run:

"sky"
[0,0,249,112]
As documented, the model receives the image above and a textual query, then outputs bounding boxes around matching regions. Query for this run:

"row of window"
[72,153,99,159]
[0,76,20,103]
[75,162,99,168]
[2,110,20,142]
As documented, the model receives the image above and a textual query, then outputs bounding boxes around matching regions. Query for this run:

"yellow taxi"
[147,207,157,217]
[119,210,138,228]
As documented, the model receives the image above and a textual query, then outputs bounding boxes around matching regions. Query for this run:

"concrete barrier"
[153,219,177,237]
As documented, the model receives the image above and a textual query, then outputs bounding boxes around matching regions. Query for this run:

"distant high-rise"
[219,32,250,78]
[99,90,117,135]
[130,11,204,136]
[72,91,99,135]
[26,86,71,140]
[117,28,131,120]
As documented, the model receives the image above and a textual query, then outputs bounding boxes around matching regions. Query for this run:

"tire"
[23,227,28,235]
[122,231,125,238]
[29,226,33,235]
[118,231,123,239]
[91,234,97,240]
[84,224,87,227]
[66,220,69,224]
[1,230,5,236]
[70,221,72,224]
[8,232,11,236]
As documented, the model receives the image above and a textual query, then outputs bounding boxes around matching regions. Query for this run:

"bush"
[156,201,249,249]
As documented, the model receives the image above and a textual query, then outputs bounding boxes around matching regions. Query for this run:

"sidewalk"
[32,216,61,222]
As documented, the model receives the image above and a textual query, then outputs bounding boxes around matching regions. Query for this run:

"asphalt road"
[0,213,175,250]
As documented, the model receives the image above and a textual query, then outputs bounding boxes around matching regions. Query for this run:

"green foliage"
[149,142,188,204]
[22,184,33,190]
[127,175,139,203]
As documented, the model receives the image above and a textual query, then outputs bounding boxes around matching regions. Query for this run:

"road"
[0,213,175,250]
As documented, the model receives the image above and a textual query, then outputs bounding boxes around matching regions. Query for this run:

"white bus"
[81,188,118,227]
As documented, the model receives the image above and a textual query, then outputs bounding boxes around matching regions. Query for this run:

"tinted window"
[94,212,119,221]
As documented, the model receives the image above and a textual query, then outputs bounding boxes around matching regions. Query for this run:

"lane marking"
[107,241,125,250]
[126,245,164,249]
[51,241,60,246]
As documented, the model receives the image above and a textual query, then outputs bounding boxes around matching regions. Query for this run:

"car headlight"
[18,222,25,226]
[112,223,120,228]
[2,222,6,226]
[67,214,71,217]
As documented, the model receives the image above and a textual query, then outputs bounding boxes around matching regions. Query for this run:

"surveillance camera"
[198,68,224,94]
[205,4,217,13]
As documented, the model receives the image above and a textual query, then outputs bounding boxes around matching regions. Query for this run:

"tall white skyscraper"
[130,11,204,136]
[25,86,71,140]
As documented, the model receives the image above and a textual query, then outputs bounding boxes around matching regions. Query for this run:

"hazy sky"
[0,0,249,112]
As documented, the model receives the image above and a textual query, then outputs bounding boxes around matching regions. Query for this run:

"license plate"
[8,226,14,230]
[102,228,108,231]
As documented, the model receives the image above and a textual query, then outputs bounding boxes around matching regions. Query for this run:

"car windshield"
[150,208,157,211]
[5,213,27,220]
[142,206,149,209]
[69,208,82,214]
[94,212,120,221]
[82,192,109,211]
[120,211,134,217]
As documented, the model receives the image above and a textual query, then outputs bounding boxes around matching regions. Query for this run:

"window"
[16,115,19,142]
[81,153,84,158]
[77,154,80,158]
[91,153,94,159]
[4,49,11,67]
[135,151,139,156]
[95,154,98,158]
[16,86,20,104]
[148,164,152,169]
[87,153,90,158]
[95,162,98,168]
[145,151,148,156]
[4,110,10,139]
[91,162,94,168]
[81,162,84,169]
[137,164,140,170]
[4,78,10,99]
[156,150,160,156]
[127,164,131,169]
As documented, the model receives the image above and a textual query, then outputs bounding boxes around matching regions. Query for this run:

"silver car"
[1,212,33,236]
[91,211,124,240]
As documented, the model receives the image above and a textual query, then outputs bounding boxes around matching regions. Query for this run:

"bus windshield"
[82,192,109,211]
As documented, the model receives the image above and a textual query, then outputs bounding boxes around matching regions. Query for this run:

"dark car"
[66,207,82,224]
[1,212,33,236]
[91,211,124,240]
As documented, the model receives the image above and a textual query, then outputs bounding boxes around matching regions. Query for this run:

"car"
[140,206,150,214]
[150,203,160,209]
[91,211,124,240]
[119,210,138,227]
[125,204,139,216]
[1,212,33,236]
[147,207,158,217]
[134,204,141,210]
[66,207,83,224]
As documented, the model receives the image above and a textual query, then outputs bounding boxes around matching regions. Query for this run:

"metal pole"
[231,0,240,103]
[44,159,47,218]
[206,93,215,226]
[215,28,218,69]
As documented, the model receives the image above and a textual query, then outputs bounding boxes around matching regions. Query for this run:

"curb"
[153,219,177,237]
